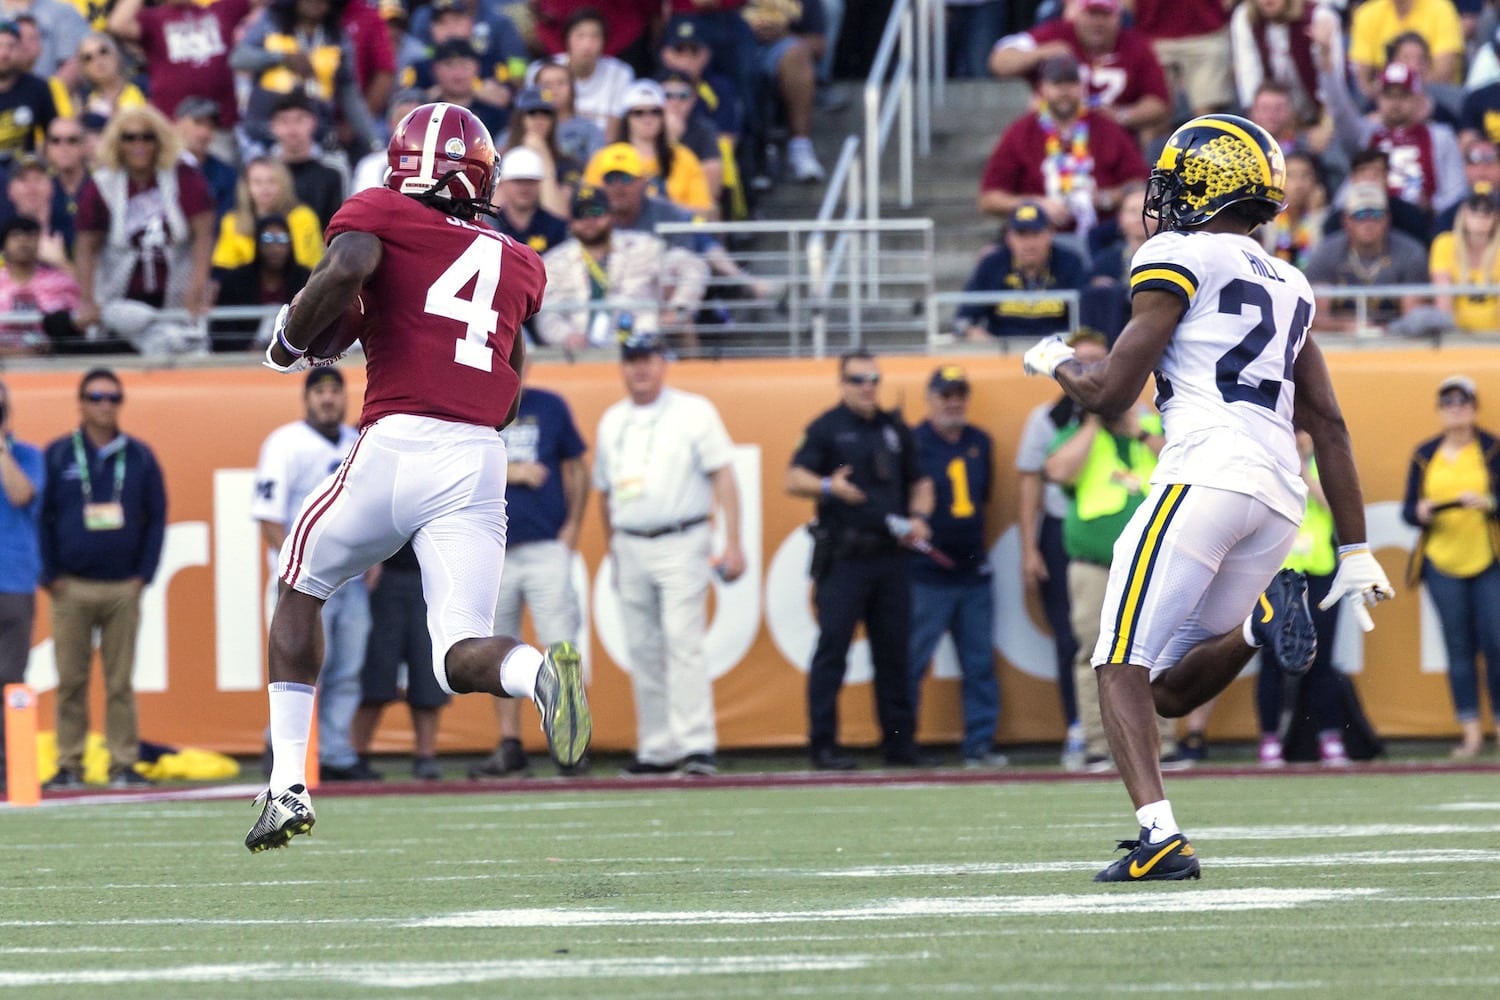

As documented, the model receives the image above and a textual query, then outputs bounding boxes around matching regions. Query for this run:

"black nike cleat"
[1250,569,1318,675]
[1094,827,1201,882]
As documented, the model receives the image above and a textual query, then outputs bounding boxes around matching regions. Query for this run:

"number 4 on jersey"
[425,235,504,372]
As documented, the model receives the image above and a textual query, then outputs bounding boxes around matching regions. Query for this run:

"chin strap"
[411,169,497,221]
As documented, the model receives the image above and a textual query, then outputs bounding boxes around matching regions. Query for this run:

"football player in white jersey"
[1023,114,1396,882]
[250,368,376,783]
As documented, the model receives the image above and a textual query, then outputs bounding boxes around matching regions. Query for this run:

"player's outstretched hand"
[1022,334,1076,378]
[1318,547,1395,632]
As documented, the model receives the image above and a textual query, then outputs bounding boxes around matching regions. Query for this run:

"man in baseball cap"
[928,364,970,395]
[911,360,1005,768]
[490,145,567,257]
[958,198,1087,339]
[590,142,644,184]
[1008,201,1051,234]
[1438,374,1477,405]
[499,146,545,183]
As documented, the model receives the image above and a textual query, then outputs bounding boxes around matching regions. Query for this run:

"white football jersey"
[1129,230,1312,522]
[251,421,361,530]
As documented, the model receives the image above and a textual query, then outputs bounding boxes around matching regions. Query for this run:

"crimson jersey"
[325,187,546,430]
[979,110,1150,224]
[1131,0,1229,40]
[1027,22,1171,112]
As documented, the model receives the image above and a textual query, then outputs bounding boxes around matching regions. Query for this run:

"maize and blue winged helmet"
[1144,114,1287,235]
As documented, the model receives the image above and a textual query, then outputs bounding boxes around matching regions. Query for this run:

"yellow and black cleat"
[1094,829,1201,882]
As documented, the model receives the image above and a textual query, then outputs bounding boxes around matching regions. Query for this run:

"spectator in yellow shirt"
[1401,375,1500,758]
[211,156,325,273]
[1430,184,1500,333]
[60,34,146,126]
[584,80,715,217]
[1348,0,1464,98]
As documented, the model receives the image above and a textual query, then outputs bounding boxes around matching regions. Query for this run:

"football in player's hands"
[301,293,367,360]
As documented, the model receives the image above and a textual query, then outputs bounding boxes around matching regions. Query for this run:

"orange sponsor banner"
[5,349,1489,756]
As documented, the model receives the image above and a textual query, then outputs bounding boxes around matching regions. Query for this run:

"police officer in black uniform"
[786,350,935,770]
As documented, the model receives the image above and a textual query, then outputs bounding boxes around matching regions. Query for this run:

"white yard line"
[409,888,1381,928]
[0,955,875,989]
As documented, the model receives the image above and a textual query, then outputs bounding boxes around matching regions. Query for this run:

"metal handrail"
[12,274,1500,369]
[926,289,1084,348]
[657,216,934,358]
[863,0,917,221]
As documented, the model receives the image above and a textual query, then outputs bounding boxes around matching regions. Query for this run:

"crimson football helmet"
[384,102,496,216]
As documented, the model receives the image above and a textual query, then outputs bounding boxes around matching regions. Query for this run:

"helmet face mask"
[1143,114,1287,236]
[384,102,497,217]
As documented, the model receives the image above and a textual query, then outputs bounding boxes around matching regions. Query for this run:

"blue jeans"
[318,579,371,767]
[1422,561,1500,723]
[908,575,998,759]
[947,2,1007,79]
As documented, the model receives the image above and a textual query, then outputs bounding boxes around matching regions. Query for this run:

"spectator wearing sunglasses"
[1305,181,1432,335]
[500,84,580,219]
[59,33,145,130]
[211,156,325,275]
[41,116,92,254]
[786,349,934,771]
[39,368,168,791]
[214,214,311,352]
[527,60,606,168]
[657,68,723,212]
[72,104,216,353]
[584,80,714,216]
[1430,184,1500,333]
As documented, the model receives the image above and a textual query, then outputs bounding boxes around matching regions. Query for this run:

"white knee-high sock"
[268,682,316,793]
[499,645,543,700]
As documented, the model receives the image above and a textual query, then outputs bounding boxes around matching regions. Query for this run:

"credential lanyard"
[72,431,126,504]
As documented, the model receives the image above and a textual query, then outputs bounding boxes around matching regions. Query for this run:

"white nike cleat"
[245,784,316,853]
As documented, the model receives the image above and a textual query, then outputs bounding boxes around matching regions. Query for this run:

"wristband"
[1337,543,1369,558]
[276,325,305,359]
[820,477,832,497]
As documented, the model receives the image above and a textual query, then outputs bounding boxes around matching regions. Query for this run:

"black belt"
[619,515,709,539]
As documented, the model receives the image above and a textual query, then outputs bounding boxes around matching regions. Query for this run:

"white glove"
[261,305,308,374]
[1317,547,1395,632]
[1022,334,1076,378]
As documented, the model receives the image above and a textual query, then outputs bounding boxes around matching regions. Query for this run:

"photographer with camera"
[786,350,934,771]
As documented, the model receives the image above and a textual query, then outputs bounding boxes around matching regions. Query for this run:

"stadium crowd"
[964,0,1500,343]
[0,0,842,358]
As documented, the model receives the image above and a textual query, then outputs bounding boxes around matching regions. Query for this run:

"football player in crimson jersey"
[1023,115,1393,882]
[247,103,591,853]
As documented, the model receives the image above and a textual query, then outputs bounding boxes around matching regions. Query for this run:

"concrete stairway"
[753,78,1036,295]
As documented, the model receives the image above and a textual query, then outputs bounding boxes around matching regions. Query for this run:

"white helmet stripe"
[419,102,452,183]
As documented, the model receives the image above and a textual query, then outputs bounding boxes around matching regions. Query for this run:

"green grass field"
[3,771,1498,998]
